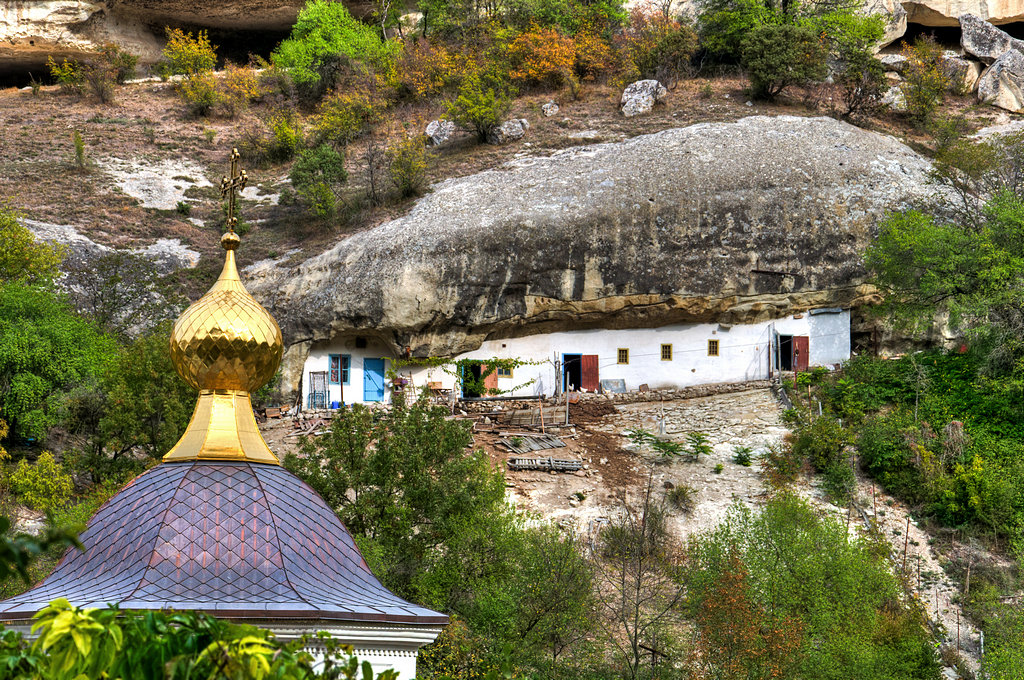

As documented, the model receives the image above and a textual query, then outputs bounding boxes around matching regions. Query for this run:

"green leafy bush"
[445,72,513,142]
[857,411,922,499]
[667,484,696,513]
[732,444,753,466]
[96,43,138,83]
[271,0,399,95]
[899,35,952,124]
[387,134,429,198]
[311,89,384,148]
[238,110,304,165]
[289,143,348,220]
[0,206,64,287]
[10,452,73,513]
[835,49,886,118]
[45,56,84,95]
[178,71,219,116]
[615,7,698,86]
[741,22,827,100]
[789,415,852,472]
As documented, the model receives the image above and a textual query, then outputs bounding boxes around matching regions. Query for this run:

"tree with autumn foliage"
[682,494,939,680]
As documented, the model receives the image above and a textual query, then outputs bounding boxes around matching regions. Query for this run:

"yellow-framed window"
[617,348,629,364]
[661,344,672,361]
[708,339,720,356]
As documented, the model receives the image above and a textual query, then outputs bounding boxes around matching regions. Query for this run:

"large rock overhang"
[246,115,939,386]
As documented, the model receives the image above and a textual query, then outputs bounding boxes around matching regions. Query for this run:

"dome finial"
[164,149,282,465]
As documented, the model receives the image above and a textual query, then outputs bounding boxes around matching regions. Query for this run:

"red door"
[482,364,498,392]
[793,336,809,372]
[581,355,600,391]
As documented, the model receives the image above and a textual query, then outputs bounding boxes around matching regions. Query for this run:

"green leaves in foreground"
[0,598,398,680]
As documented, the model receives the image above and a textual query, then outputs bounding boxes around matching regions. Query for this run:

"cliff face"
[244,116,940,390]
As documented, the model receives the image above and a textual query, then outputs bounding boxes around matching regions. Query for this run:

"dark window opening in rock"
[778,335,793,371]
[563,354,583,392]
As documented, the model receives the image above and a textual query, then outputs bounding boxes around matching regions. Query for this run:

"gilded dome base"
[164,390,279,464]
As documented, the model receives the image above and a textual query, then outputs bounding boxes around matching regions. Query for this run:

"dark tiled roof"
[0,462,447,626]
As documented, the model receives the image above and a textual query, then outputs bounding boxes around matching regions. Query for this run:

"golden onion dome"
[163,207,283,464]
[169,231,283,393]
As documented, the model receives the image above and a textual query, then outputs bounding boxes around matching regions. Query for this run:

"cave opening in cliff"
[0,60,56,89]
[203,27,293,69]
[898,20,1024,52]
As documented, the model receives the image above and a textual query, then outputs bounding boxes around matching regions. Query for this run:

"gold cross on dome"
[220,148,248,233]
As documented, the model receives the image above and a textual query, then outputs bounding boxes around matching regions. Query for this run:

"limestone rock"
[425,119,456,146]
[863,0,907,47]
[620,79,667,117]
[879,54,908,74]
[486,118,529,145]
[541,101,560,117]
[960,13,1024,64]
[908,1,1024,27]
[882,85,908,111]
[945,53,985,92]
[978,48,1024,111]
[243,116,942,393]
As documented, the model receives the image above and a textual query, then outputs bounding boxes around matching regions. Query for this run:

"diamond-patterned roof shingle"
[0,462,447,626]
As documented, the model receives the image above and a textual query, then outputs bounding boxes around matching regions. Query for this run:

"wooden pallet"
[505,405,568,427]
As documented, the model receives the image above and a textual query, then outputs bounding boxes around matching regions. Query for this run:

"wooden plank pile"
[505,405,567,427]
[507,456,582,472]
[499,433,567,454]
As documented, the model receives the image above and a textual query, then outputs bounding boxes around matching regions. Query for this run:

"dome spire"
[164,150,282,464]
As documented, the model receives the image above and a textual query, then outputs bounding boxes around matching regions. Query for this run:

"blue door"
[363,358,385,402]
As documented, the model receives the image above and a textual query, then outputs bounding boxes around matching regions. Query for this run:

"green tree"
[0,283,115,442]
[683,494,939,679]
[445,72,513,142]
[741,22,827,100]
[271,0,399,96]
[289,144,349,220]
[63,322,197,478]
[0,207,64,287]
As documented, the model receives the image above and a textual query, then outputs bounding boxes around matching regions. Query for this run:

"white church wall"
[301,310,852,407]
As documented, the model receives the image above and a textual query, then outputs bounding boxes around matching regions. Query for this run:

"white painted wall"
[301,310,851,408]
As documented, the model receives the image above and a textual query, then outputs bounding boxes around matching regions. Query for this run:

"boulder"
[486,118,529,145]
[243,116,942,392]
[425,119,457,146]
[908,0,1024,27]
[960,13,1024,64]
[945,53,985,92]
[541,101,560,117]
[882,85,908,111]
[620,80,667,117]
[879,54,908,74]
[862,0,908,47]
[978,48,1024,111]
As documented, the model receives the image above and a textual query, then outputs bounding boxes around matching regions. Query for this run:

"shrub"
[178,71,220,116]
[899,35,952,124]
[95,43,138,83]
[82,60,117,104]
[46,56,84,95]
[573,28,615,80]
[10,452,74,513]
[312,89,384,148]
[732,445,753,466]
[667,484,696,513]
[741,22,826,100]
[388,134,429,197]
[271,0,399,94]
[445,72,513,141]
[290,143,348,220]
[397,40,475,99]
[615,8,697,86]
[858,411,923,499]
[685,431,713,461]
[72,130,87,170]
[508,26,577,89]
[162,27,217,76]
[219,62,260,117]
[823,459,856,503]
[789,415,852,472]
[238,110,304,165]
[835,49,886,118]
[761,441,803,487]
